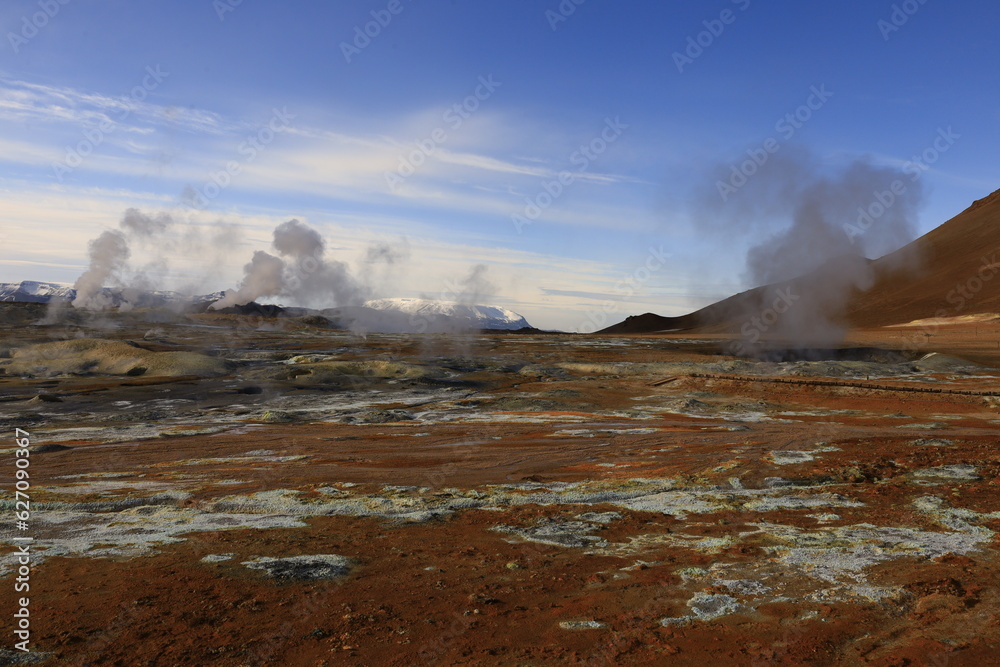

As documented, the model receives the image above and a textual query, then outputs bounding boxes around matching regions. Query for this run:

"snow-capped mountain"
[1,280,533,332]
[363,298,530,329]
[318,298,531,332]
[0,281,224,309]
[0,281,75,303]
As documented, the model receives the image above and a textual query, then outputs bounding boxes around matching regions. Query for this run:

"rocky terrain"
[1,309,998,665]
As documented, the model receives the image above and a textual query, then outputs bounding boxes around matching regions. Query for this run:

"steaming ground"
[689,149,926,347]
[2,308,1000,664]
[61,209,502,336]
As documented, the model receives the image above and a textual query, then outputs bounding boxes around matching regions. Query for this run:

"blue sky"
[0,0,997,331]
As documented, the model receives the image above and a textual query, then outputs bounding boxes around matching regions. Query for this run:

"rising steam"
[65,207,246,312]
[72,230,131,310]
[63,209,504,335]
[210,219,368,310]
[694,147,925,349]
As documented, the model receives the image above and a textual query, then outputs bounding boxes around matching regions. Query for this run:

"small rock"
[341,409,414,424]
[574,511,622,524]
[258,410,296,424]
[559,620,607,630]
[676,567,709,580]
[201,553,236,563]
[28,393,62,404]
[768,451,817,465]
[0,648,51,664]
[242,554,353,580]
[913,465,980,481]
[687,592,741,620]
[912,438,954,447]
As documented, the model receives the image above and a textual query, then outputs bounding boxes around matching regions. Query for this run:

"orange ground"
[1,315,999,665]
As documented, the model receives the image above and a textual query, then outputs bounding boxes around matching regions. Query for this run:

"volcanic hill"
[602,188,1000,334]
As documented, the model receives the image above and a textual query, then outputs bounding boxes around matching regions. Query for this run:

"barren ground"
[1,309,999,665]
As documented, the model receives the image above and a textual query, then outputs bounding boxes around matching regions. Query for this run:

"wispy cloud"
[435,148,632,185]
[0,74,675,329]
[0,77,232,135]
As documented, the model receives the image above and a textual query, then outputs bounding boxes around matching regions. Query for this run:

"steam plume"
[456,263,495,306]
[211,219,368,310]
[65,207,242,313]
[694,148,925,349]
[211,251,286,308]
[71,231,130,310]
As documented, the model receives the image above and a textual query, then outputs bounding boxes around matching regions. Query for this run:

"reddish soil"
[1,321,999,665]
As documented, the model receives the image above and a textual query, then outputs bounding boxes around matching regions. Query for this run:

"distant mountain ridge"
[360,298,530,331]
[0,281,75,303]
[0,281,222,309]
[0,282,533,332]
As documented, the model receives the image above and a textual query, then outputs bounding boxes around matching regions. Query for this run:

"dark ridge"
[215,302,286,317]
[598,312,699,335]
[480,326,569,335]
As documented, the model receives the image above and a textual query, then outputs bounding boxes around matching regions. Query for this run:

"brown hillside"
[600,188,1000,334]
